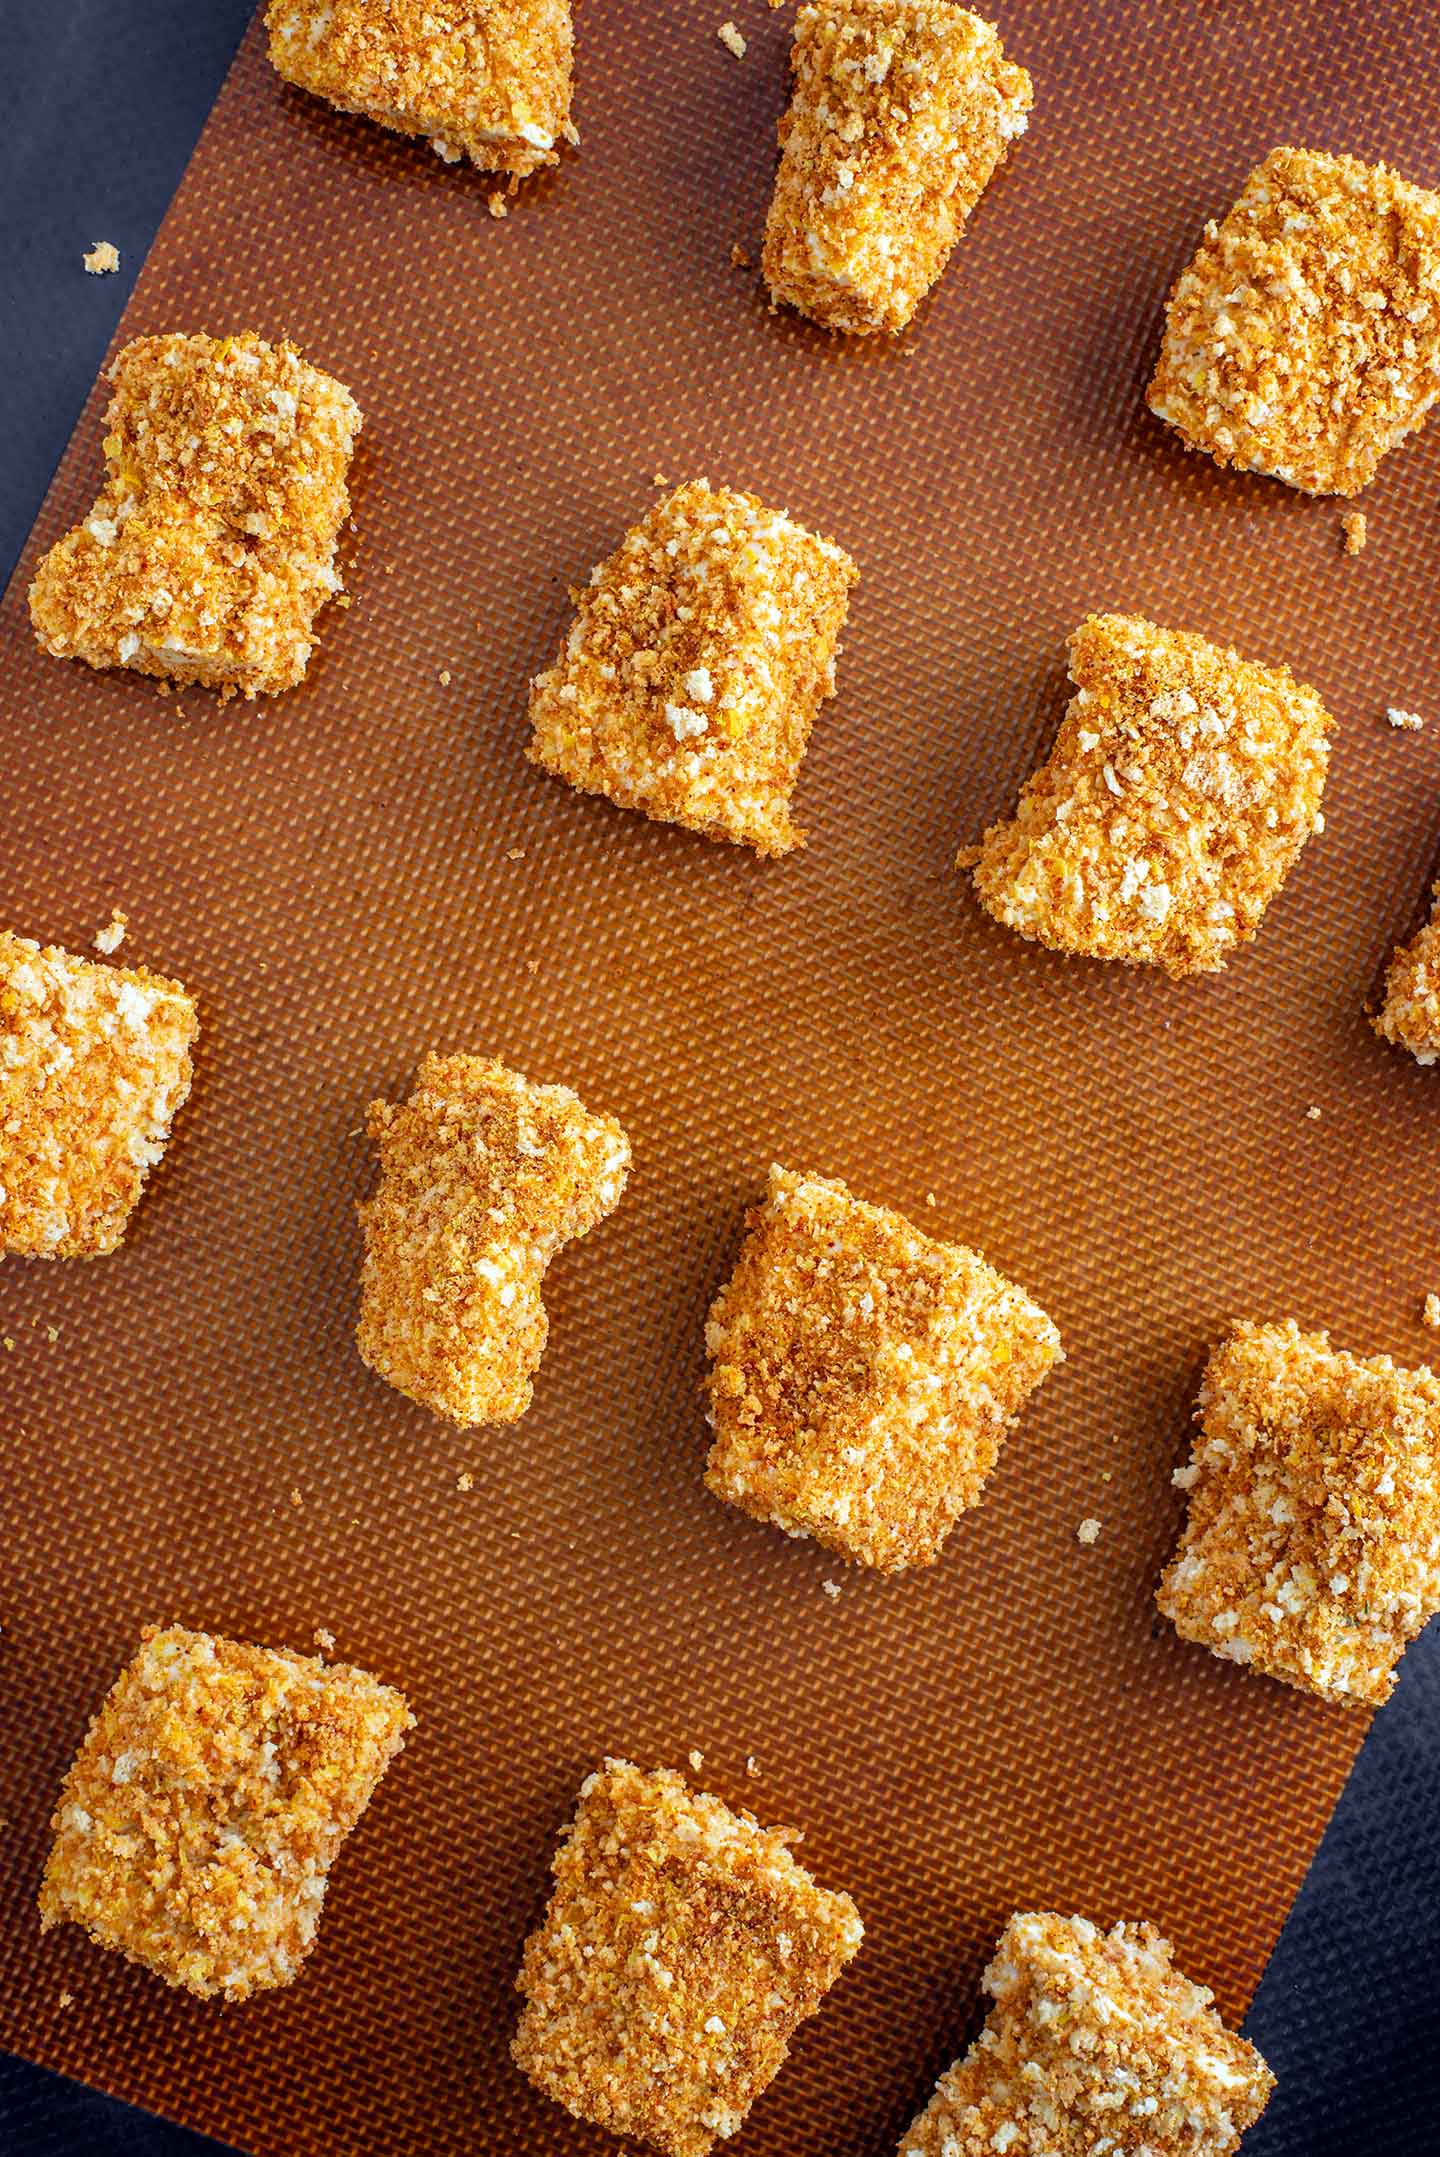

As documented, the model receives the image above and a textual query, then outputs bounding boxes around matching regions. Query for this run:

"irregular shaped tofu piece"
[966,613,1332,978]
[266,0,574,176]
[704,1166,1063,1570]
[0,929,198,1258]
[1148,146,1440,497]
[1375,877,1440,1065]
[1157,1321,1440,1705]
[39,1625,413,2000]
[357,1053,630,1426]
[29,332,359,698]
[512,1758,863,2157]
[901,1911,1273,2157]
[528,479,857,855]
[762,1,1032,335]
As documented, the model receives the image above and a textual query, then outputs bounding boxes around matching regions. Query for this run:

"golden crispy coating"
[512,1758,863,2157]
[763,1,1032,335]
[39,1625,413,2000]
[0,930,197,1259]
[967,613,1331,979]
[1148,147,1440,498]
[704,1167,1063,1571]
[1375,878,1440,1065]
[29,332,359,699]
[1157,1322,1440,1706]
[901,1912,1273,2157]
[357,1053,630,1427]
[528,480,856,856]
[266,0,573,177]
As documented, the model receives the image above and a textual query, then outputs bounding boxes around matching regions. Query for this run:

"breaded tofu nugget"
[1375,877,1440,1065]
[1157,1321,1440,1706]
[0,929,198,1258]
[39,1625,413,2000]
[966,614,1332,978]
[762,1,1032,336]
[704,1167,1063,1570]
[357,1053,630,1427]
[29,332,359,698]
[1148,147,1440,497]
[527,480,857,855]
[512,1758,863,2157]
[901,1911,1273,2157]
[266,0,574,178]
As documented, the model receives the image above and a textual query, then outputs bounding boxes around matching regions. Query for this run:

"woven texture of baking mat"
[3,2,1440,2151]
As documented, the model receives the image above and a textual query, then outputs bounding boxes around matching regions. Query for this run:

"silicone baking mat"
[3,2,1439,2151]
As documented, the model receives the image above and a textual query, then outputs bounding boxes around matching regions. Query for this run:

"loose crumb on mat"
[717,20,747,56]
[1076,1517,1101,1545]
[1342,510,1368,554]
[730,242,752,268]
[82,242,119,275]
[92,910,127,955]
[1387,705,1425,730]
[456,1470,474,1492]
[1306,1104,1323,1120]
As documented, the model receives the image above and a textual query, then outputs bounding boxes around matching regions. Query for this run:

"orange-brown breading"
[704,1167,1063,1570]
[901,1912,1273,2157]
[1375,878,1440,1065]
[0,929,197,1258]
[527,480,856,856]
[39,1625,413,2000]
[357,1053,630,1427]
[763,1,1032,335]
[266,0,574,178]
[29,332,359,698]
[1157,1322,1440,1706]
[966,613,1332,978]
[512,1759,863,2157]
[1148,147,1440,497]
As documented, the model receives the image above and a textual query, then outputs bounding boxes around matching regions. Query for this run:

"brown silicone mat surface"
[3,2,1440,2151]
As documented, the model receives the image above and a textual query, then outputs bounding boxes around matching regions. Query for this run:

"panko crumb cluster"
[704,1166,1063,1570]
[967,613,1332,979]
[763,1,1031,335]
[29,332,359,698]
[1375,879,1440,1065]
[1149,147,1440,496]
[266,0,574,178]
[901,1911,1273,2157]
[1157,1321,1440,1705]
[512,1758,863,2157]
[357,1053,630,1427]
[0,929,197,1258]
[39,1626,413,2000]
[528,480,857,855]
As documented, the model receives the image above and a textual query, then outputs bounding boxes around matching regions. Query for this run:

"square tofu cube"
[900,1912,1273,2157]
[357,1053,630,1427]
[39,1625,413,1999]
[512,1758,863,2157]
[704,1167,1063,1570]
[29,332,359,699]
[966,613,1331,978]
[1375,878,1440,1065]
[527,480,857,856]
[266,0,574,178]
[1157,1321,1440,1705]
[1148,147,1440,497]
[763,1,1032,336]
[0,930,198,1258]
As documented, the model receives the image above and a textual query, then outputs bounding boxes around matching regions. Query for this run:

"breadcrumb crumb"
[1076,1517,1101,1545]
[82,242,119,275]
[1342,510,1368,555]
[92,910,127,955]
[1386,706,1425,731]
[717,20,747,56]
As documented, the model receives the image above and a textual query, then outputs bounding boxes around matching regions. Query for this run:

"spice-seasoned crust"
[357,1053,630,1427]
[513,1758,863,2157]
[39,1625,413,2000]
[29,331,359,699]
[527,479,856,856]
[1375,878,1440,1065]
[1157,1321,1440,1705]
[704,1166,1063,1570]
[967,613,1332,978]
[0,929,197,1258]
[763,1,1032,335]
[1149,146,1440,497]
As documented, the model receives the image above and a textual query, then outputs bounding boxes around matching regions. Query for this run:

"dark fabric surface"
[1,4,1436,2153]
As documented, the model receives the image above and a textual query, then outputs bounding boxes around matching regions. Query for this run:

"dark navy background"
[2,5,1436,2151]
